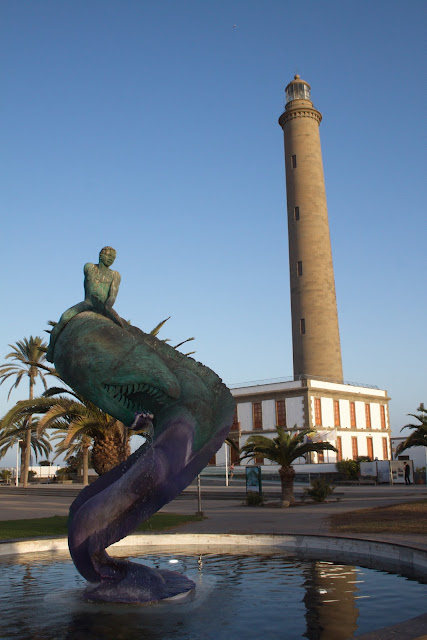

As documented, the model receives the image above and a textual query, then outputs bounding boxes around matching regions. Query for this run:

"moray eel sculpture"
[52,312,234,603]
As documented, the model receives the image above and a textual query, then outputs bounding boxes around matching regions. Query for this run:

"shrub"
[245,491,264,506]
[336,459,360,481]
[28,470,37,481]
[303,477,335,502]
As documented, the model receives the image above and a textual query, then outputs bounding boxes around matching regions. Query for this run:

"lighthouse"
[279,75,343,383]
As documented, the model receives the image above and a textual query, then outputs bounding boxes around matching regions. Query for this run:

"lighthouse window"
[297,261,303,276]
[300,318,306,334]
[294,206,300,220]
[291,155,297,168]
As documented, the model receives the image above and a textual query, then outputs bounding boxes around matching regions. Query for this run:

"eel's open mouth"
[103,382,173,415]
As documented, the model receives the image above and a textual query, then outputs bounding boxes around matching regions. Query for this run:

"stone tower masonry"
[279,75,343,382]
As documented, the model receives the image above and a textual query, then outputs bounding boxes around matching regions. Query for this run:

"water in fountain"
[1,549,426,640]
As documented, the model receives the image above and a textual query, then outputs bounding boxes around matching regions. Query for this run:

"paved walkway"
[1,482,427,550]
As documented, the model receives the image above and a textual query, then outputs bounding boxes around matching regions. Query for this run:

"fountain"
[1,246,426,638]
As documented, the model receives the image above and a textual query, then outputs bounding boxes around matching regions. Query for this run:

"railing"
[229,374,379,390]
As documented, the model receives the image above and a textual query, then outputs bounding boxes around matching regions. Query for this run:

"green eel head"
[53,312,234,452]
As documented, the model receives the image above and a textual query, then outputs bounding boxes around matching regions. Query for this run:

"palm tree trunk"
[82,444,89,486]
[22,374,35,488]
[279,465,296,506]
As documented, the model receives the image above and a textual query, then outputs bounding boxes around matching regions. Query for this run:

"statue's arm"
[106,271,121,309]
[83,263,93,302]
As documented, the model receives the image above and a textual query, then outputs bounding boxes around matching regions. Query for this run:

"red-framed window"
[336,436,342,461]
[317,445,324,463]
[314,398,322,426]
[232,406,239,429]
[382,437,388,460]
[334,400,340,427]
[253,403,263,430]
[351,436,358,460]
[276,400,286,428]
[365,403,371,429]
[350,402,356,428]
[367,437,373,460]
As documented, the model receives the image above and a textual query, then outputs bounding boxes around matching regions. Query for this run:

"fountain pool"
[1,540,426,640]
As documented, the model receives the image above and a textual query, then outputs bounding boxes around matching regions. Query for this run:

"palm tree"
[396,404,427,455]
[240,427,337,506]
[0,417,52,471]
[0,386,133,479]
[0,337,56,486]
[52,430,92,485]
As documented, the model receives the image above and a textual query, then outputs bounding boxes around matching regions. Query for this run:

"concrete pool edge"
[1,532,426,579]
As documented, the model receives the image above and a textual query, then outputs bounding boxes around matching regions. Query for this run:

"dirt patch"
[329,499,427,534]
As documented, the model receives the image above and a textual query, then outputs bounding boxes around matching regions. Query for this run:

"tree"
[0,417,52,468]
[240,427,337,506]
[0,337,56,486]
[0,386,134,481]
[51,432,92,485]
[396,404,427,455]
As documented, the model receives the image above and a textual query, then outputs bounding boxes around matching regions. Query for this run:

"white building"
[215,377,391,469]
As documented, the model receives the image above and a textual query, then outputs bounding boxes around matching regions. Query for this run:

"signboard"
[360,461,377,477]
[376,461,391,483]
[391,460,413,484]
[246,466,262,494]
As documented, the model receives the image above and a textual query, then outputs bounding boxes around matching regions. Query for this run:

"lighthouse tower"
[279,75,343,383]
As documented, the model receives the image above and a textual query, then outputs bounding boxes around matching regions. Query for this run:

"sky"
[1,0,426,466]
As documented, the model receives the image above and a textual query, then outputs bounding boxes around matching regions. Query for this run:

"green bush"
[28,470,37,481]
[245,490,264,506]
[303,477,335,502]
[336,459,360,480]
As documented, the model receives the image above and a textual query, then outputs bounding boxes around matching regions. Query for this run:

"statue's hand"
[128,412,154,443]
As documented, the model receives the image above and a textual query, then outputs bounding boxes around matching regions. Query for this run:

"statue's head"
[99,246,117,267]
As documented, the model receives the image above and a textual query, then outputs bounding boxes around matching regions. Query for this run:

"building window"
[253,402,263,430]
[208,454,216,466]
[232,406,239,430]
[314,398,322,426]
[367,436,373,460]
[297,261,303,276]
[365,403,371,429]
[336,436,342,461]
[380,405,386,429]
[317,446,324,463]
[351,436,358,460]
[382,437,388,460]
[300,318,306,335]
[334,400,340,427]
[276,400,286,427]
[350,402,356,428]
[291,154,297,168]
[255,456,264,465]
[294,206,300,220]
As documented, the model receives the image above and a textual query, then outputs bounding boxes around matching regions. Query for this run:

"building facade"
[214,378,391,468]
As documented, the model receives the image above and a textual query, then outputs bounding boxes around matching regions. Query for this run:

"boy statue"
[46,246,125,362]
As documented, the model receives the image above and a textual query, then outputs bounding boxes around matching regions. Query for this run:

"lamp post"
[15,439,22,487]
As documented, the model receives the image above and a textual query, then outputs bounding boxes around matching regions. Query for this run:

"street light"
[15,439,22,487]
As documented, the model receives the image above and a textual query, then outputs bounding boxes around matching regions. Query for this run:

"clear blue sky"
[1,1,425,466]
